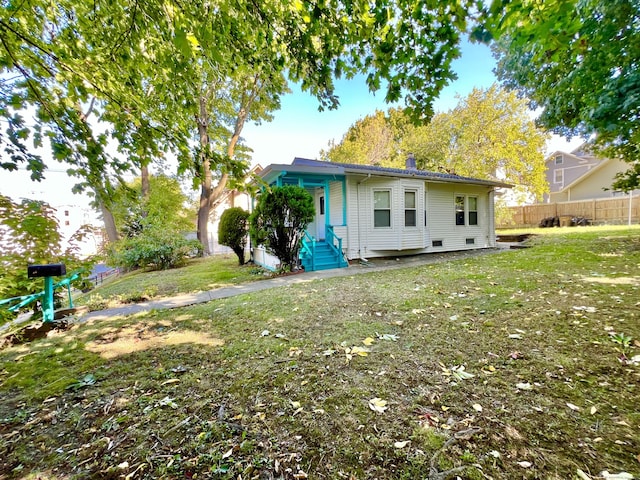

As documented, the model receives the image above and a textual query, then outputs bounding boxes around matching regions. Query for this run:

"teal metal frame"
[0,271,83,323]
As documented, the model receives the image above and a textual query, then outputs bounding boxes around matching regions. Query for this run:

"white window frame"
[404,189,417,227]
[554,169,564,184]
[555,154,563,165]
[455,195,465,226]
[455,194,479,226]
[373,189,391,228]
[468,196,478,226]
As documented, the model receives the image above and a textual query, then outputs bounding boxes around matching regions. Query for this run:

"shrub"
[249,185,315,271]
[109,228,202,271]
[218,207,250,265]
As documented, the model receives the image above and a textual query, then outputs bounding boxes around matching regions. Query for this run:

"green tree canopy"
[483,0,640,191]
[323,85,549,200]
[1,0,487,186]
[111,175,195,238]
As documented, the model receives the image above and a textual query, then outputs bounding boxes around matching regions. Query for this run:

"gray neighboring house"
[544,146,639,203]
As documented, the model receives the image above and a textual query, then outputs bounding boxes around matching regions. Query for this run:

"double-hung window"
[404,190,417,227]
[455,196,465,225]
[374,190,391,228]
[468,196,478,225]
[455,195,479,226]
[554,169,564,184]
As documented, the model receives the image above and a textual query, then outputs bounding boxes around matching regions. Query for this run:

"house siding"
[253,159,504,268]
[329,181,344,225]
[340,176,494,259]
[551,159,639,202]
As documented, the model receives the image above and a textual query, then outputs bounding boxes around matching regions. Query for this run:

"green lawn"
[1,226,639,479]
[75,255,266,310]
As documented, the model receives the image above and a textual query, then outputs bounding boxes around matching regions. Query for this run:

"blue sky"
[3,39,583,205]
[242,39,583,168]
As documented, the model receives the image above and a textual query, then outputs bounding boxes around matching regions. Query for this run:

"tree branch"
[427,427,482,480]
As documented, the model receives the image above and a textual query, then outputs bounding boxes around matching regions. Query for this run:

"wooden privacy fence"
[498,196,640,228]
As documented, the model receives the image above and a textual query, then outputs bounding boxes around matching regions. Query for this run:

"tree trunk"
[196,95,212,256]
[99,199,119,243]
[141,164,150,200]
[196,76,261,255]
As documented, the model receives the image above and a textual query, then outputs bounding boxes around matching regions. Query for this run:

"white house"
[252,157,511,271]
[54,203,103,258]
[206,165,262,255]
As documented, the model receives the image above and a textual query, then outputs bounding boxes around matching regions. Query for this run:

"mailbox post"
[27,263,66,323]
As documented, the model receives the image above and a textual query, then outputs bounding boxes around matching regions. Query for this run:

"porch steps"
[300,241,347,271]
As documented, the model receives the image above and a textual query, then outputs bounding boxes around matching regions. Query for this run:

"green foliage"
[108,227,202,271]
[0,195,93,323]
[111,175,194,238]
[218,207,250,265]
[321,109,408,168]
[249,186,315,271]
[323,86,549,199]
[1,0,486,182]
[485,0,640,190]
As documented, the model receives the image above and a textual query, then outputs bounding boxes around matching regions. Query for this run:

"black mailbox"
[28,263,67,278]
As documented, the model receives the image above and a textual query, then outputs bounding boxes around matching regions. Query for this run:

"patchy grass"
[1,227,639,479]
[75,255,266,310]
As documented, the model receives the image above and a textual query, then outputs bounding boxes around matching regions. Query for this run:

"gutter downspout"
[356,174,372,259]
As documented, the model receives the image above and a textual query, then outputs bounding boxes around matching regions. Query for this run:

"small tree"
[218,207,250,265]
[249,186,315,271]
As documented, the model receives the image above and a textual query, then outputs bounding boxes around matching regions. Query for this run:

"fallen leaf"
[517,461,532,468]
[161,378,180,386]
[516,382,533,390]
[376,333,399,341]
[368,397,388,414]
[261,330,270,337]
[350,346,370,357]
[600,472,634,480]
[411,309,425,315]
[394,440,410,449]
[509,333,523,339]
[566,403,581,411]
[362,337,375,346]
[576,469,592,480]
[472,403,483,412]
[590,406,598,415]
[290,401,301,409]
[450,365,475,381]
[222,448,233,459]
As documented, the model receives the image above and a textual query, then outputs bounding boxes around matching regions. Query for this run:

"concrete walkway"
[78,246,511,322]
[3,245,515,331]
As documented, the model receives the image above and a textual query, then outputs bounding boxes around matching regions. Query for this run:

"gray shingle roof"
[291,157,512,188]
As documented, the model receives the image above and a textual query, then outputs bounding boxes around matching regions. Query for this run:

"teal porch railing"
[300,226,347,271]
[300,230,316,271]
[0,270,84,322]
[325,226,344,261]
